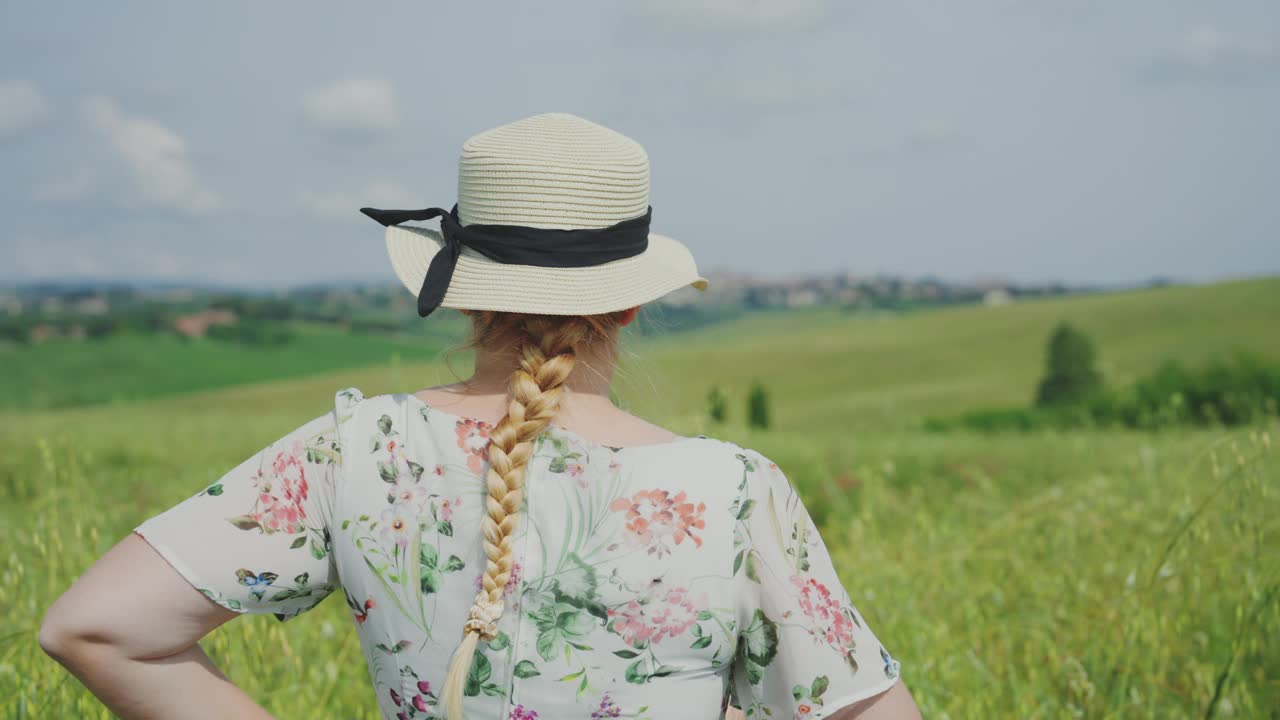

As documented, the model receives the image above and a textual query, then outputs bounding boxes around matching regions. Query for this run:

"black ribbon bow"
[360,204,652,318]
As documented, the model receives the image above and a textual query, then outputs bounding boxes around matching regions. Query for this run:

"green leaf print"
[744,549,763,582]
[536,628,559,661]
[513,660,540,678]
[227,515,260,531]
[461,646,505,698]
[406,460,425,480]
[624,658,647,685]
[793,674,831,706]
[420,540,438,568]
[738,608,780,685]
[487,631,510,651]
[444,555,466,572]
[550,553,598,603]
[421,569,443,594]
[377,460,398,483]
[377,414,393,435]
[289,536,307,549]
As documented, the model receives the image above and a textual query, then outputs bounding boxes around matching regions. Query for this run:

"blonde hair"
[440,308,634,720]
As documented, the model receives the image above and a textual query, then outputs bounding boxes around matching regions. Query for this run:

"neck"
[453,340,620,400]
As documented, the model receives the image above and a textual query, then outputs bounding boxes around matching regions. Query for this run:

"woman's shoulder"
[334,385,366,413]
[332,386,413,416]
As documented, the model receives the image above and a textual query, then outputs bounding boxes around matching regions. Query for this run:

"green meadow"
[2,277,1277,718]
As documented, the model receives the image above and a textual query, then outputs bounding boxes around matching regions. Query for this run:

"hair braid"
[441,314,595,720]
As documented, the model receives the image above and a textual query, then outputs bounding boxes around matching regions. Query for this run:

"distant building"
[983,289,1012,306]
[74,296,110,315]
[174,309,238,338]
[30,323,59,343]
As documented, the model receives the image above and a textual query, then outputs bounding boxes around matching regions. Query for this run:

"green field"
[0,320,465,411]
[2,277,1277,718]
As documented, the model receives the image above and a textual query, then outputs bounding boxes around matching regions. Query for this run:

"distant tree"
[707,385,728,424]
[1035,321,1104,406]
[747,381,771,430]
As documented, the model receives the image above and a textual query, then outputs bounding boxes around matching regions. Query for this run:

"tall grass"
[2,412,1274,718]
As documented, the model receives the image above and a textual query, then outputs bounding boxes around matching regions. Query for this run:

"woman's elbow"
[38,598,92,663]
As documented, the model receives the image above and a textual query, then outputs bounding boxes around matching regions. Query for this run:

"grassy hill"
[2,276,1276,718]
[621,275,1280,433]
[5,276,1274,424]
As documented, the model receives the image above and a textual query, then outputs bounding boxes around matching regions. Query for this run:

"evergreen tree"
[707,385,728,424]
[1035,321,1104,406]
[747,381,771,429]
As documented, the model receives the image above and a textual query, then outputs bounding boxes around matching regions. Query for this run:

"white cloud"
[298,180,420,221]
[1181,26,1270,67]
[0,81,49,138]
[83,96,223,213]
[630,0,830,33]
[1143,26,1276,84]
[302,78,400,133]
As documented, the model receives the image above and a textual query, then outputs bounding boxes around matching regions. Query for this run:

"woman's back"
[44,113,915,720]
[133,387,902,719]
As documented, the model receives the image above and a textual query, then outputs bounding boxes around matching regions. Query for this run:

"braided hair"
[440,309,634,719]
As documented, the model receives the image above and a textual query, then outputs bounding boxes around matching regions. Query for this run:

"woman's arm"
[827,680,921,719]
[38,533,275,720]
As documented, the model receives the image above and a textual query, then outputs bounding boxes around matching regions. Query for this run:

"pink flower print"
[565,460,587,488]
[243,442,310,534]
[386,676,432,712]
[273,439,309,504]
[455,418,492,474]
[790,574,856,652]
[380,505,416,549]
[509,704,538,720]
[390,476,429,511]
[607,586,703,647]
[608,489,707,557]
[392,670,435,718]
[592,693,622,719]
[438,495,461,523]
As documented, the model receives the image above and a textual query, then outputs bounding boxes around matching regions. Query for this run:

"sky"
[2,1,1277,289]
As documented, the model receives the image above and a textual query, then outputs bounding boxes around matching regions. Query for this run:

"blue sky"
[2,1,1277,288]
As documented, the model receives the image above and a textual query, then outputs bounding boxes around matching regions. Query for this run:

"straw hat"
[370,113,710,316]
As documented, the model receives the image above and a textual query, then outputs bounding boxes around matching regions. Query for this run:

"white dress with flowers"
[134,387,902,720]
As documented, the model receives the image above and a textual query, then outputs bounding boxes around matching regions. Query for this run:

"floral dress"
[134,387,902,719]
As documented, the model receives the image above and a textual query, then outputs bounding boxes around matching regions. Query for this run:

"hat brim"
[385,224,710,316]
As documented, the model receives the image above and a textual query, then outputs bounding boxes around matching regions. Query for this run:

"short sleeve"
[728,447,902,718]
[132,388,360,622]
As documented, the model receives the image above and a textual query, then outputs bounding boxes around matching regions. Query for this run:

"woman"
[39,113,921,720]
